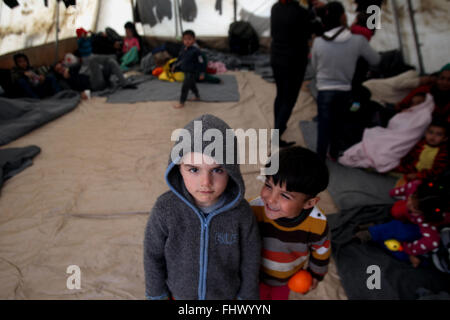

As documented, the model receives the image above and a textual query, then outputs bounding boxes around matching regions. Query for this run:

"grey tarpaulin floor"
[299,120,396,211]
[105,74,240,104]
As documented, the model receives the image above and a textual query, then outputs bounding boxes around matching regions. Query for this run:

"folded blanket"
[0,90,80,146]
[0,145,41,193]
[338,94,434,172]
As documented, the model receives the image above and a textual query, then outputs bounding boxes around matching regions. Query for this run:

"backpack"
[228,21,259,55]
[432,227,450,273]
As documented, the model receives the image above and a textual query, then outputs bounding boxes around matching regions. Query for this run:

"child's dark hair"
[183,29,196,38]
[413,178,449,222]
[264,146,329,197]
[322,1,345,31]
[124,21,139,38]
[428,117,448,136]
[13,53,29,67]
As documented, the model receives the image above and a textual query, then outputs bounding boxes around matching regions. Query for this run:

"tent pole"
[94,0,102,33]
[391,0,403,60]
[406,0,425,75]
[173,0,179,39]
[233,0,237,22]
[177,0,183,34]
[55,0,60,64]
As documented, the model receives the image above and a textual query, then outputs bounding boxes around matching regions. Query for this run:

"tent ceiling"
[0,0,449,74]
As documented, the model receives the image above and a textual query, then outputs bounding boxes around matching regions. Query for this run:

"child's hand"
[409,255,421,268]
[199,73,205,81]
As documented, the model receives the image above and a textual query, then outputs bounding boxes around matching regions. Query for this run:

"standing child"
[250,146,331,300]
[311,1,380,160]
[173,30,205,109]
[144,114,261,300]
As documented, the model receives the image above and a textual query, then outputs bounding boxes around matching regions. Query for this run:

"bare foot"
[173,103,185,109]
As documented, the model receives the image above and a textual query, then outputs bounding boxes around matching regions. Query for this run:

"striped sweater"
[250,197,330,286]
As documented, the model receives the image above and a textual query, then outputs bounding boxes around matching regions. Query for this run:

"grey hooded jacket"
[144,114,261,300]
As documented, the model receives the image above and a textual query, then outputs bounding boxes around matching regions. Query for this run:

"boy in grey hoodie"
[144,114,261,300]
[311,1,380,160]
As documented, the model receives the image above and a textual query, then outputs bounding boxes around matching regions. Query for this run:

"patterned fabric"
[396,139,448,181]
[250,197,330,285]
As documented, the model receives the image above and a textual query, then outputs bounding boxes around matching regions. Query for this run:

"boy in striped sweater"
[250,146,331,300]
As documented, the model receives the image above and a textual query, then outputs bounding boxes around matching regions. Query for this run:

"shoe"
[279,140,296,148]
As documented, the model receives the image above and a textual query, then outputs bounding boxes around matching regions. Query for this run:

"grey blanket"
[0,90,80,146]
[0,145,41,193]
[104,74,240,104]
[328,205,450,299]
[299,120,396,210]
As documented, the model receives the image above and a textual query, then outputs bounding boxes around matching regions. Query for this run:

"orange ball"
[288,270,312,294]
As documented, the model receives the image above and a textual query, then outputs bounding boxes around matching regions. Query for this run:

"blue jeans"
[369,220,422,261]
[316,90,351,160]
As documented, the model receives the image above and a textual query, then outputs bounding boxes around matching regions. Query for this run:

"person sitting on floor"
[396,63,450,122]
[76,28,93,60]
[114,22,142,71]
[11,53,61,99]
[393,117,448,186]
[53,55,136,96]
[355,178,450,268]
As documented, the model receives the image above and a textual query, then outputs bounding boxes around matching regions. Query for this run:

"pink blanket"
[338,94,435,172]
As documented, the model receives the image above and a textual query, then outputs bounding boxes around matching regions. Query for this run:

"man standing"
[270,0,314,147]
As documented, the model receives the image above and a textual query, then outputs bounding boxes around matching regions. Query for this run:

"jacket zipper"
[200,223,208,299]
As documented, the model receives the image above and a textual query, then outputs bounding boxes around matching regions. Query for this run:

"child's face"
[410,94,426,106]
[260,177,318,220]
[16,57,29,70]
[436,70,450,92]
[183,34,195,48]
[179,152,229,208]
[125,28,133,38]
[425,125,447,147]
[407,195,422,216]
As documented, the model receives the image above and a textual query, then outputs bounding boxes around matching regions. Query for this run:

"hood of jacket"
[323,26,352,42]
[165,114,245,214]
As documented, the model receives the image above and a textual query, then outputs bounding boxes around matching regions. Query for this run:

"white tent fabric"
[1,0,449,73]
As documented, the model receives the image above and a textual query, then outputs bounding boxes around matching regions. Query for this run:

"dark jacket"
[57,65,90,92]
[174,45,204,73]
[144,114,261,300]
[270,2,311,68]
